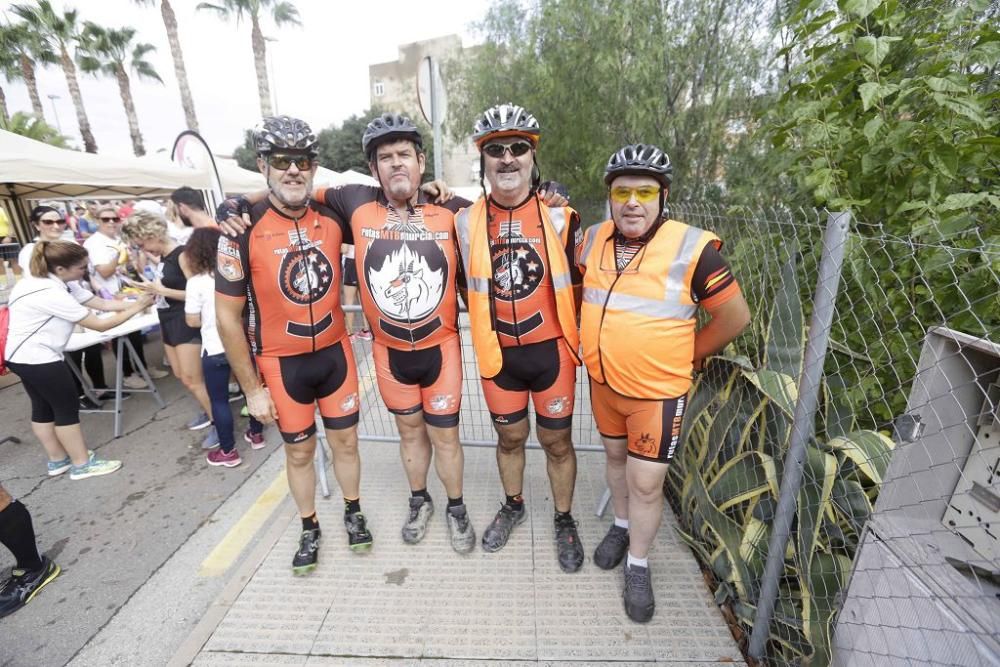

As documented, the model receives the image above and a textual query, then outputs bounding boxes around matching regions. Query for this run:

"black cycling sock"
[344,497,361,515]
[301,513,319,531]
[411,488,432,502]
[554,510,573,522]
[0,500,43,571]
[506,494,524,511]
[447,495,464,509]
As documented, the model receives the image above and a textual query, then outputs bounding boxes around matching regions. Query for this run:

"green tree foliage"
[315,107,435,179]
[764,0,999,426]
[451,0,772,221]
[232,129,258,171]
[1,110,70,147]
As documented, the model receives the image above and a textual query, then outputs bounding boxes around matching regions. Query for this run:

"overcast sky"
[0,0,491,157]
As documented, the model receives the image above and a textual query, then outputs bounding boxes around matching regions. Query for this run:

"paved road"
[0,340,284,667]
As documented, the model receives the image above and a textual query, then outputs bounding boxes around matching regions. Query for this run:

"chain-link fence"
[661,203,1000,666]
[348,202,998,665]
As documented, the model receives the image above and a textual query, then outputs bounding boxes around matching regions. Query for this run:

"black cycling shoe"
[0,557,61,619]
[623,562,655,622]
[594,524,630,570]
[344,511,373,552]
[291,528,321,576]
[481,503,526,553]
[554,513,584,573]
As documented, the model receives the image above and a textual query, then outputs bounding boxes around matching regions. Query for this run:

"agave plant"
[666,243,894,666]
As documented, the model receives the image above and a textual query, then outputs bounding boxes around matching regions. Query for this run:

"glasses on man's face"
[267,154,313,170]
[482,141,533,159]
[39,218,66,226]
[609,186,661,204]
[99,216,121,223]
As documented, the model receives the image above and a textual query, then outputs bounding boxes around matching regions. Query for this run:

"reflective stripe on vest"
[580,219,718,399]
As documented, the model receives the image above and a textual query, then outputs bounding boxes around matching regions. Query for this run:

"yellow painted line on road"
[198,469,288,577]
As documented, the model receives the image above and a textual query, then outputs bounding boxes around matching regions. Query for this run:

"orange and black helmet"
[472,103,540,148]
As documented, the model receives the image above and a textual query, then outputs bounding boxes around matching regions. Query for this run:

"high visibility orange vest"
[580,219,719,399]
[456,196,581,379]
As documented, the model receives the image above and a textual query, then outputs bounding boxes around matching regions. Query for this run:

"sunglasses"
[482,141,533,159]
[99,216,121,222]
[267,154,314,170]
[39,218,66,226]
[609,186,661,204]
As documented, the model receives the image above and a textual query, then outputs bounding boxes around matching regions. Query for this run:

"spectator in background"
[18,206,109,410]
[117,199,135,220]
[163,200,193,244]
[183,227,265,467]
[83,205,167,389]
[5,241,153,480]
[170,187,218,229]
[121,210,215,443]
[0,206,14,245]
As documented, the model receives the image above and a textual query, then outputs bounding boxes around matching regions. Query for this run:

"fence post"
[748,210,851,660]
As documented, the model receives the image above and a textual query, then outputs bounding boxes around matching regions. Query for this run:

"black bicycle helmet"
[472,103,540,147]
[604,143,672,187]
[362,112,423,159]
[254,115,318,156]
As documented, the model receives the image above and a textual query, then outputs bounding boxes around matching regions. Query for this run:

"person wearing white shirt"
[183,228,262,467]
[82,205,165,389]
[20,206,109,408]
[5,241,153,480]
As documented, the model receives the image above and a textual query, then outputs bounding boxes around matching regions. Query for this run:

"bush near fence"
[661,203,999,666]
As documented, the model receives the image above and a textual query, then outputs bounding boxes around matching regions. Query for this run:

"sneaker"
[344,512,373,552]
[186,411,212,431]
[69,457,122,480]
[47,450,95,476]
[240,405,249,418]
[228,382,241,395]
[201,426,220,450]
[481,503,527,553]
[78,396,103,411]
[401,496,434,544]
[207,447,241,467]
[353,328,373,341]
[123,375,147,389]
[0,557,61,619]
[243,429,266,450]
[594,524,630,570]
[446,504,476,554]
[146,368,169,380]
[291,528,321,575]
[555,513,585,573]
[623,562,655,622]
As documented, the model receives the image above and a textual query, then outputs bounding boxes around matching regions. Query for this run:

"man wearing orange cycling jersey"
[580,144,750,622]
[215,116,371,576]
[455,103,586,573]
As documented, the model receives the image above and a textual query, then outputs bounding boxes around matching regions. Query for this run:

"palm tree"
[196,0,301,117]
[78,23,162,156]
[0,111,69,148]
[10,1,97,153]
[0,21,57,121]
[0,34,17,125]
[132,0,200,132]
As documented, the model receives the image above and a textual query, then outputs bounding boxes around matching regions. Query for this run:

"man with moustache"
[455,103,586,573]
[215,115,370,576]
[579,143,749,621]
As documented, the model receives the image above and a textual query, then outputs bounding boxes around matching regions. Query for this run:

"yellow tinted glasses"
[609,186,661,204]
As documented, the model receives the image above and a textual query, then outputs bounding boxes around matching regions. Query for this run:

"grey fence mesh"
[350,202,999,666]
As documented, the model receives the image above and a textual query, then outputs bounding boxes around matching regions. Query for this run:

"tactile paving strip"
[194,442,744,665]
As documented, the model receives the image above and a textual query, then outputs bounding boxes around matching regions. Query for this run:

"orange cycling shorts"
[590,380,687,463]
[372,335,463,428]
[481,337,576,430]
[256,340,360,444]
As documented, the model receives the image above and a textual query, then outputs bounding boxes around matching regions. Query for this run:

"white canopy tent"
[0,130,216,239]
